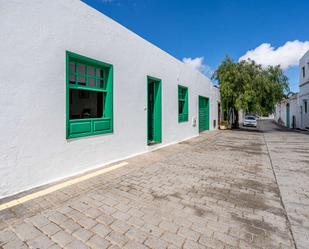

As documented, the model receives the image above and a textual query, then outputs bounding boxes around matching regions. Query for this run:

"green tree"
[213,56,289,126]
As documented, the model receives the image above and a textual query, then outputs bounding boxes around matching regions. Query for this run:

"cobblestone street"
[0,120,308,249]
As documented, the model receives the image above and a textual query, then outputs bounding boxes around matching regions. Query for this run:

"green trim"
[66,51,113,139]
[147,75,162,82]
[67,51,113,68]
[198,95,210,132]
[178,85,188,123]
[147,76,162,144]
[66,52,70,138]
[68,84,108,92]
[286,103,290,128]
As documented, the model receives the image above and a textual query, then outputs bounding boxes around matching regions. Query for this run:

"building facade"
[0,1,220,198]
[274,93,300,129]
[299,50,309,129]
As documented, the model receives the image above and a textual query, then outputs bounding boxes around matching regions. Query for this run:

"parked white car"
[243,116,257,127]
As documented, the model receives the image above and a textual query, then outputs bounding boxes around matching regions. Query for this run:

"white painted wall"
[290,95,301,128]
[0,0,219,198]
[299,50,309,129]
[299,84,309,129]
[210,86,220,129]
[299,50,309,86]
[274,94,301,128]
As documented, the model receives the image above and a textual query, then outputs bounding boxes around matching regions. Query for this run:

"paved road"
[0,120,308,249]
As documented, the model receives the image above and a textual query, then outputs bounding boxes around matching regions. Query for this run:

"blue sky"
[82,0,309,92]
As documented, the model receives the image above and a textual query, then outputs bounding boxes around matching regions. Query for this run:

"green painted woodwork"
[198,96,210,132]
[178,85,188,122]
[147,76,162,144]
[70,121,91,134]
[286,104,290,128]
[93,119,111,132]
[66,51,113,139]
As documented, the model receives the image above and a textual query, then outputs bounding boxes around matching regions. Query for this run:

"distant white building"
[274,50,309,129]
[275,93,300,129]
[299,50,309,129]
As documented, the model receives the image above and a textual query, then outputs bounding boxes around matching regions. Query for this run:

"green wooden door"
[286,103,290,128]
[199,96,209,132]
[147,77,162,144]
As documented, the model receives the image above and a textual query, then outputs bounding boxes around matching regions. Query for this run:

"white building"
[0,1,220,198]
[299,50,309,129]
[274,93,300,129]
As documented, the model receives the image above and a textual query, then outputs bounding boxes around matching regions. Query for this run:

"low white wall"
[0,0,219,198]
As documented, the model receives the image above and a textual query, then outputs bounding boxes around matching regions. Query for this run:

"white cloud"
[239,40,309,70]
[182,56,213,77]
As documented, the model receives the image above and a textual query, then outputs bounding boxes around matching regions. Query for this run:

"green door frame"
[286,103,290,128]
[198,95,210,132]
[147,76,162,145]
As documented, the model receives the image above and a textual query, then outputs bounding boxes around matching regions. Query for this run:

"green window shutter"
[178,85,188,122]
[66,51,113,139]
[198,96,209,132]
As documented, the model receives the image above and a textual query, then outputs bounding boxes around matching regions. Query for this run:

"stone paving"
[261,121,309,249]
[0,120,306,249]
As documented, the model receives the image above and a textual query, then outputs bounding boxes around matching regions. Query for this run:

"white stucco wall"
[0,0,219,198]
[299,51,309,129]
[274,94,301,128]
[299,84,309,128]
[299,50,309,86]
[210,86,220,129]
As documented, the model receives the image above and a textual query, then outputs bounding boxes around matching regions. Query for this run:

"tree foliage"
[212,56,289,117]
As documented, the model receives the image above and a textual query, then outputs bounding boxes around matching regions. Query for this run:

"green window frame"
[178,85,188,122]
[66,51,113,139]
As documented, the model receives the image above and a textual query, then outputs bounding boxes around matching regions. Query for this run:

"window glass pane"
[77,64,86,75]
[88,77,95,87]
[69,74,75,84]
[97,68,104,78]
[97,79,104,88]
[88,66,95,77]
[69,89,103,119]
[179,87,186,99]
[78,76,86,85]
[182,88,186,99]
[69,62,75,73]
[179,101,184,114]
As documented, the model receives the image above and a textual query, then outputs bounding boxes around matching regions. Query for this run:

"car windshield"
[245,116,256,120]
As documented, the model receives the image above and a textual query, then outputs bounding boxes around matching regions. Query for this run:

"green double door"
[199,96,209,132]
[147,77,162,144]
